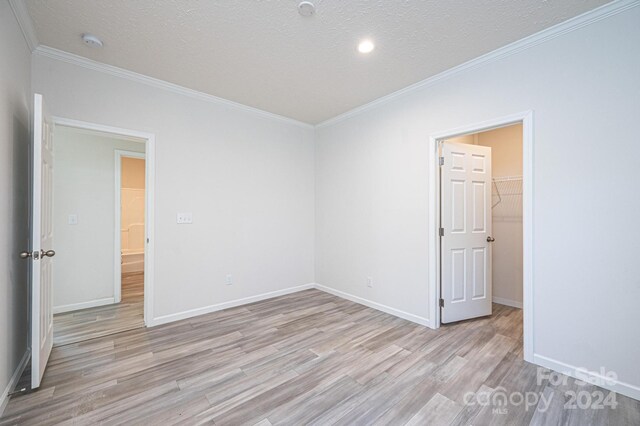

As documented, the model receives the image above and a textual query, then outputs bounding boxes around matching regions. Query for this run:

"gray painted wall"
[0,0,32,413]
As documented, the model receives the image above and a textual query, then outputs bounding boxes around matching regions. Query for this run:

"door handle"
[486,236,495,242]
[41,249,56,258]
[19,250,54,259]
[19,251,33,259]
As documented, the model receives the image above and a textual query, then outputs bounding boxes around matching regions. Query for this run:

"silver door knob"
[19,251,32,259]
[40,249,56,258]
[487,236,495,242]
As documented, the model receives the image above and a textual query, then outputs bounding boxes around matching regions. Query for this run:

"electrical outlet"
[68,214,78,225]
[177,212,193,224]
[225,274,233,285]
[367,276,373,288]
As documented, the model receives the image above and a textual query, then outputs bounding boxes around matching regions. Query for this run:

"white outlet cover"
[68,214,78,225]
[177,212,193,224]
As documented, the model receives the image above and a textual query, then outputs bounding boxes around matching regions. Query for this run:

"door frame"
[52,117,156,326]
[114,150,146,304]
[428,110,534,362]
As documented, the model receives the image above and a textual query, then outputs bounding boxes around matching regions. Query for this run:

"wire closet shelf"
[491,175,522,220]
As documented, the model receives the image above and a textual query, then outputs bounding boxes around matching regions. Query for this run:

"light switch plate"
[68,214,78,225]
[177,212,193,224]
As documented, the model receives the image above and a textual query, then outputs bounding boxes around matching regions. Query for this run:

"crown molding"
[8,0,38,52]
[316,0,640,129]
[33,46,315,130]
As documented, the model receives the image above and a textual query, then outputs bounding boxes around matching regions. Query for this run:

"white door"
[440,141,493,323]
[31,93,55,388]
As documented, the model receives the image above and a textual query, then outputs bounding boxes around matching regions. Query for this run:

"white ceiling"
[25,0,610,124]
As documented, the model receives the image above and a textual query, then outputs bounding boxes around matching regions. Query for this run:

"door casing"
[427,111,533,363]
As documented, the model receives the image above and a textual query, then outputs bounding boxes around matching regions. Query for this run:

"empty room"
[1,0,639,425]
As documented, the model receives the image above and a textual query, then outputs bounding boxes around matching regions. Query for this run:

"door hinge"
[439,227,444,237]
[439,157,444,166]
[439,298,444,308]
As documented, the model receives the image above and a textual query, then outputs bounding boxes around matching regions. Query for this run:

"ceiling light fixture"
[358,39,375,54]
[81,33,103,48]
[298,1,315,17]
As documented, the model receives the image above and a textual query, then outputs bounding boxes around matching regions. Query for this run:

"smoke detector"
[82,33,103,48]
[298,1,315,17]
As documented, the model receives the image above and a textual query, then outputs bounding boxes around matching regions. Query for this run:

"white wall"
[32,53,316,322]
[53,126,145,312]
[0,0,31,413]
[477,125,523,177]
[316,6,640,397]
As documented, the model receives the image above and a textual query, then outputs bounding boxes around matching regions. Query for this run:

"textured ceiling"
[25,0,611,124]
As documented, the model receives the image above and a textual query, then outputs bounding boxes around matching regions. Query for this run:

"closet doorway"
[428,111,533,362]
[440,123,523,321]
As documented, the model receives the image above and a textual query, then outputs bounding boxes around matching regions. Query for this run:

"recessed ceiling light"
[358,39,375,54]
[298,1,315,17]
[82,33,103,48]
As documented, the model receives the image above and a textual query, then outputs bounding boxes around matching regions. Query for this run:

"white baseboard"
[492,296,523,309]
[53,297,116,314]
[533,354,640,401]
[149,282,432,329]
[150,283,316,326]
[150,282,431,329]
[0,349,30,417]
[314,284,431,327]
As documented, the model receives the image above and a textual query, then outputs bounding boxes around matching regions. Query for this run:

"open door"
[30,93,55,388]
[441,141,493,323]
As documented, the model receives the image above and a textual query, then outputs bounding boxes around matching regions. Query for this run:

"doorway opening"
[428,111,533,362]
[50,123,152,346]
[116,151,146,313]
[26,94,156,390]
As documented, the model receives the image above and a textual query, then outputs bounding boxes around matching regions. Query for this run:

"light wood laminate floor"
[3,289,638,425]
[52,272,144,346]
